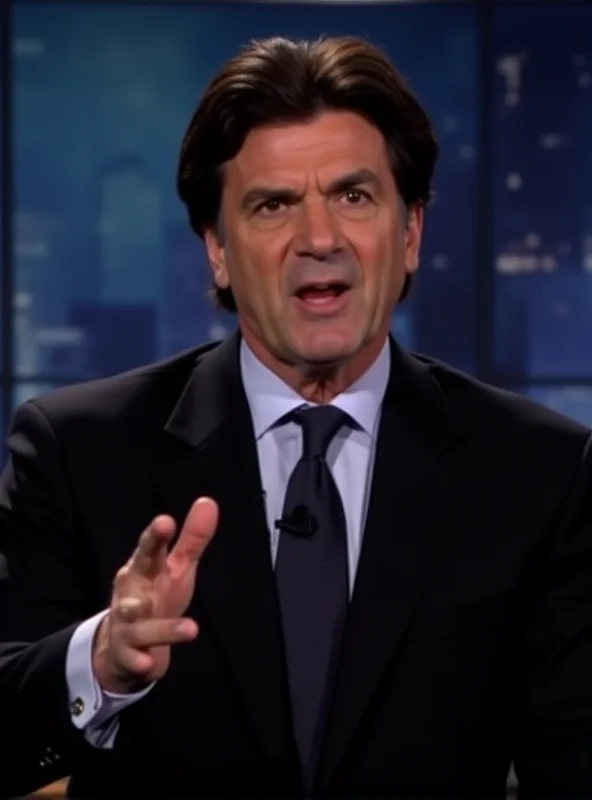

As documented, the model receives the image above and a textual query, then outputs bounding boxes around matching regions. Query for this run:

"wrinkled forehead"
[224,110,393,192]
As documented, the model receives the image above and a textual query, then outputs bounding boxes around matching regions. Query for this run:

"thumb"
[168,497,219,571]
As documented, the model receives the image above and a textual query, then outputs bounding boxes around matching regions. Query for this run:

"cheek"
[229,234,286,306]
[357,239,400,297]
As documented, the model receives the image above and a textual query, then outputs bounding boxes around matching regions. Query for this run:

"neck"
[241,326,389,404]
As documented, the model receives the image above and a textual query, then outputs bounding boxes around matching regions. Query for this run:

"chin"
[291,335,362,367]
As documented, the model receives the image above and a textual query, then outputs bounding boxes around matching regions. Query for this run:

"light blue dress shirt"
[241,338,390,587]
[65,337,390,747]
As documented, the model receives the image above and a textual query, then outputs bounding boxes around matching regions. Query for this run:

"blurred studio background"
[1,0,592,462]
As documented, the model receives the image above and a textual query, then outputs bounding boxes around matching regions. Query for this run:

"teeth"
[296,282,349,298]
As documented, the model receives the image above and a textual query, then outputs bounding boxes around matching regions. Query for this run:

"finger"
[130,515,176,578]
[113,595,153,624]
[111,645,154,678]
[121,617,198,650]
[168,497,219,571]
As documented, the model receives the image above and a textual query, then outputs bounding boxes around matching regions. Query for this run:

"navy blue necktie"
[274,405,350,789]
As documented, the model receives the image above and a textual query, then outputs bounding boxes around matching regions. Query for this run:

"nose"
[293,199,342,258]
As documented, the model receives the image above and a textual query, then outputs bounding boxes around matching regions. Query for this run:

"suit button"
[70,697,85,716]
[39,745,60,766]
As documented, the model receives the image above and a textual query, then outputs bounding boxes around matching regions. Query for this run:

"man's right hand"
[92,497,219,694]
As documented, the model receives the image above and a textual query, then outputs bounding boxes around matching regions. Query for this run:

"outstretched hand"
[93,497,218,693]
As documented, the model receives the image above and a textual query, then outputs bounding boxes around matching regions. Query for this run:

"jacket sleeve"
[515,432,592,799]
[0,400,117,796]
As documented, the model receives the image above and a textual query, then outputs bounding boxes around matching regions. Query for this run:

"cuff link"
[70,697,85,716]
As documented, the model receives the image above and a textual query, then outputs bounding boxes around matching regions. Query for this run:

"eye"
[342,188,371,205]
[254,198,284,215]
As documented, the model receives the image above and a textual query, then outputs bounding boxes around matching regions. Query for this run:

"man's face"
[205,110,423,370]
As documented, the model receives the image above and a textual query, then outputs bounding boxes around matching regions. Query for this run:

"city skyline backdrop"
[1,0,592,458]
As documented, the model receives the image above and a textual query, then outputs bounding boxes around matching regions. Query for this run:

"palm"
[142,558,199,678]
[114,498,218,684]
[156,557,197,617]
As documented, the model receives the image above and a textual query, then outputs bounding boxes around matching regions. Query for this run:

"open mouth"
[295,281,351,303]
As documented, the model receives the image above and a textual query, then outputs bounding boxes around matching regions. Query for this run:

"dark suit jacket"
[1,333,592,799]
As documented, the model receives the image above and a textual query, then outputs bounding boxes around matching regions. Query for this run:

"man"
[1,35,592,800]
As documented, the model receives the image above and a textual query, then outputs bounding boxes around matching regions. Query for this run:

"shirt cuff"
[65,609,154,745]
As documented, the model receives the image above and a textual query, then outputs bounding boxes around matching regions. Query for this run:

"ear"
[204,228,230,289]
[404,204,424,275]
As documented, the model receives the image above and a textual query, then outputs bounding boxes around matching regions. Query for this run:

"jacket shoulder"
[415,353,591,451]
[15,340,222,436]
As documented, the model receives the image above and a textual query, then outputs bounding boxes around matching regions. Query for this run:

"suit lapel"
[315,340,471,793]
[150,333,299,777]
[147,332,472,791]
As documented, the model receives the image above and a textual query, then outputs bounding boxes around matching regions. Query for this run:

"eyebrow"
[328,168,383,195]
[240,168,383,211]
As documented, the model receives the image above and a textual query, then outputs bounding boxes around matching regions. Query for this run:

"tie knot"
[293,405,349,459]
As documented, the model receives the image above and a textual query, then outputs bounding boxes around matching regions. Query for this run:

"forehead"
[226,111,390,186]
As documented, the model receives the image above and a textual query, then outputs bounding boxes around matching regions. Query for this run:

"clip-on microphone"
[275,504,318,538]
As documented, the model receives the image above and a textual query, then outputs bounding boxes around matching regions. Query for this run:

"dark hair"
[177,35,439,312]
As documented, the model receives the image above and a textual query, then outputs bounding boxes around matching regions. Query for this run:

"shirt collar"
[240,337,390,441]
